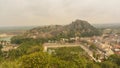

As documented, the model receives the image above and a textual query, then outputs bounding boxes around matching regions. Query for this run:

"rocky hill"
[24,19,101,39]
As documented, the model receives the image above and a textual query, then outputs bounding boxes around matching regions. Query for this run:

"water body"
[0,36,12,41]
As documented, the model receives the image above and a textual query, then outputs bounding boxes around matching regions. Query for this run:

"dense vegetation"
[0,37,120,68]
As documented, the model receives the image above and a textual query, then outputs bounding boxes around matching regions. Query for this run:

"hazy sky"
[0,0,120,26]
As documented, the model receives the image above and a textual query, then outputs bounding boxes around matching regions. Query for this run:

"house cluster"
[0,41,10,46]
[1,44,18,52]
[0,39,18,52]
[0,40,18,52]
[113,45,120,55]
[84,33,120,56]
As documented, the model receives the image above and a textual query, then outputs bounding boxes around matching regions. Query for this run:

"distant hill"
[0,26,35,32]
[24,19,101,39]
[93,23,120,29]
[0,26,36,35]
[0,26,36,34]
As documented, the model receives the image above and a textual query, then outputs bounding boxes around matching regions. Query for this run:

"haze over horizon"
[0,0,120,26]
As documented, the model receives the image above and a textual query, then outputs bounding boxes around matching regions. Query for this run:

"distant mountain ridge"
[0,26,35,32]
[24,19,101,39]
[93,23,120,28]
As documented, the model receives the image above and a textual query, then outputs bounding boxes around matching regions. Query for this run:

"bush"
[19,52,78,68]
[19,52,50,68]
[100,61,118,68]
[86,62,100,68]
[108,54,120,66]
[0,61,19,68]
[26,45,43,54]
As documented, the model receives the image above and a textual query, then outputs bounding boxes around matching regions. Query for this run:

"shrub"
[19,52,50,68]
[0,61,19,68]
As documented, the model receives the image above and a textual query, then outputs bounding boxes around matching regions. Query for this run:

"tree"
[108,54,120,66]
[0,44,3,61]
[19,52,50,68]
[100,61,118,68]
[52,47,88,68]
[49,58,77,68]
[86,62,100,68]
[19,52,78,68]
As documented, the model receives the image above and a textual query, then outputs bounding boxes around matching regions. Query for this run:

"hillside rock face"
[24,19,101,39]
